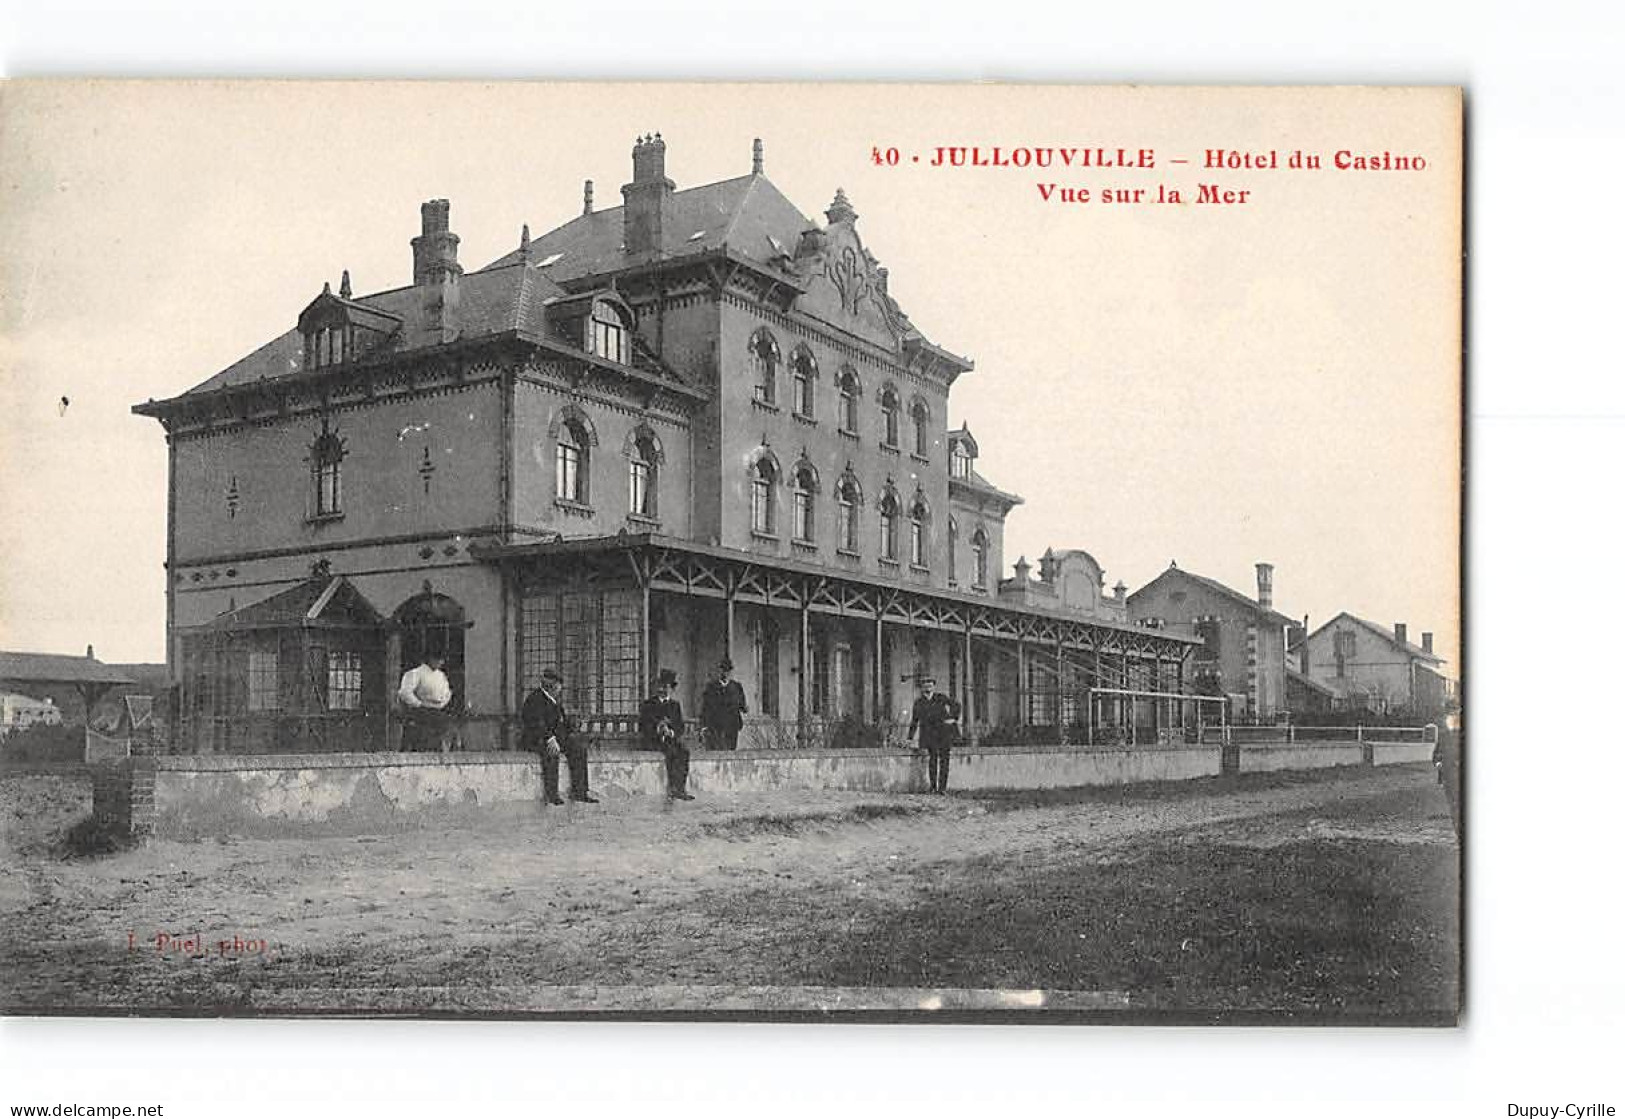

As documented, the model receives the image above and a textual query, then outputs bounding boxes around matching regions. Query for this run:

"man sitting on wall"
[519,668,598,806]
[397,653,453,752]
[699,657,747,751]
[641,668,694,801]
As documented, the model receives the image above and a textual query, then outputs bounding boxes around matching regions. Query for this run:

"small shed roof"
[190,576,386,632]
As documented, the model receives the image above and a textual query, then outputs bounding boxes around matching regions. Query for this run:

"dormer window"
[309,324,348,369]
[591,301,630,364]
[950,440,973,480]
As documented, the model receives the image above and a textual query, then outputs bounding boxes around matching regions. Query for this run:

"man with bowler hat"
[641,668,694,800]
[907,672,962,794]
[520,668,597,806]
[700,657,747,751]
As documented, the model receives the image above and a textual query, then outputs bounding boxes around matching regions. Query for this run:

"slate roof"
[950,466,1024,508]
[0,651,136,688]
[1128,566,1296,628]
[487,174,815,282]
[175,261,571,397]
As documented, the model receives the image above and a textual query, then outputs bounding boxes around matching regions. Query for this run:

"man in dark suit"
[519,668,597,806]
[640,668,694,800]
[907,674,963,794]
[699,656,747,751]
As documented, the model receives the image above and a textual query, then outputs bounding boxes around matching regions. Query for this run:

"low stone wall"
[1370,742,1435,766]
[1238,742,1366,772]
[93,744,1226,841]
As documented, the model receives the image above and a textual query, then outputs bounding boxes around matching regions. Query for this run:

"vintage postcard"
[0,81,1462,1023]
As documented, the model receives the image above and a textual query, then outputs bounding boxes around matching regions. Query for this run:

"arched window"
[592,300,630,364]
[792,463,819,543]
[878,488,900,561]
[751,456,779,535]
[750,329,781,406]
[836,474,862,552]
[950,440,973,480]
[879,386,901,448]
[948,516,959,584]
[910,398,930,457]
[790,346,817,418]
[837,367,861,433]
[908,493,930,566]
[628,432,659,518]
[972,527,990,589]
[311,428,345,518]
[556,418,591,505]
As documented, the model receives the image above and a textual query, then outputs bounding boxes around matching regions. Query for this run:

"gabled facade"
[1127,562,1293,720]
[135,134,1199,754]
[1294,612,1452,719]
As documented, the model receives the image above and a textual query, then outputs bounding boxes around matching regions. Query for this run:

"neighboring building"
[134,134,1200,753]
[1127,562,1294,720]
[1294,613,1453,719]
[0,649,137,724]
[994,547,1129,625]
[0,693,62,735]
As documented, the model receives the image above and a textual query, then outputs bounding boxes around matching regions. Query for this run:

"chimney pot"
[583,179,594,215]
[623,134,675,259]
[1394,622,1408,646]
[752,137,764,175]
[1255,562,1274,610]
[1422,632,1434,655]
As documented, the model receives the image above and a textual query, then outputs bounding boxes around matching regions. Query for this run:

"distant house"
[1293,613,1453,719]
[0,693,62,735]
[0,649,136,726]
[1128,562,1294,721]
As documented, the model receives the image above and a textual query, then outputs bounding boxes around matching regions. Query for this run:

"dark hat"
[657,668,679,687]
[540,668,563,686]
[718,657,734,672]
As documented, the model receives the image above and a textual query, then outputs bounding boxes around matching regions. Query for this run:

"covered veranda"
[476,534,1216,750]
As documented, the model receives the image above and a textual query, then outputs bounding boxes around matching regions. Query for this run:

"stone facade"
[136,136,1195,755]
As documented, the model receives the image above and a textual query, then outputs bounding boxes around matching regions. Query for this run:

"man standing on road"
[398,652,453,752]
[699,656,747,751]
[641,668,694,800]
[908,673,962,794]
[519,668,598,806]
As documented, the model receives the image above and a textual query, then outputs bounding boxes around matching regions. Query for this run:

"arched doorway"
[393,589,469,716]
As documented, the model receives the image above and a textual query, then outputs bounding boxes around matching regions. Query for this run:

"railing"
[559,713,1440,754]
[1228,724,1438,745]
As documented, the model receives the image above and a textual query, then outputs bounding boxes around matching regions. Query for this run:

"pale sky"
[0,81,1460,667]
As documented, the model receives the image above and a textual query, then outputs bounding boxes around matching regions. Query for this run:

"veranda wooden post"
[797,597,810,748]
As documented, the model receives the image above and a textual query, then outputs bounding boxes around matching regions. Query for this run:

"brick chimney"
[1255,562,1274,610]
[622,133,674,260]
[1422,631,1433,655]
[412,199,462,287]
[411,199,462,341]
[1394,622,1408,647]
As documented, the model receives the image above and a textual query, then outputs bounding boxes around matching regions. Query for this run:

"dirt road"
[0,765,1458,1019]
